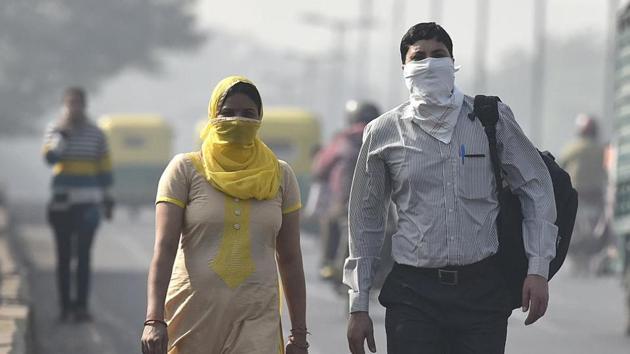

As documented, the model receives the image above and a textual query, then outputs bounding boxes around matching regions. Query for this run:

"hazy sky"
[1,0,618,200]
[196,0,612,69]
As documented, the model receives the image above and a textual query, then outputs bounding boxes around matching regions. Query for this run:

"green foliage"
[0,0,204,135]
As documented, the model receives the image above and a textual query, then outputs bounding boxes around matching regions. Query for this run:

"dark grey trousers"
[379,259,512,354]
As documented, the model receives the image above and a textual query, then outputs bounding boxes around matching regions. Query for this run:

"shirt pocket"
[458,154,493,199]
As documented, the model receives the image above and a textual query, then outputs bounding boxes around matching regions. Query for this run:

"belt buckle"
[438,269,458,286]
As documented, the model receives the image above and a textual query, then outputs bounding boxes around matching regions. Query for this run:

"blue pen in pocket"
[459,144,466,164]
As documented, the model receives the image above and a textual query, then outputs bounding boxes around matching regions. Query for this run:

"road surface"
[10,203,630,353]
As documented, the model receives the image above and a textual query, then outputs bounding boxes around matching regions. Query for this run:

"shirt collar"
[400,102,415,121]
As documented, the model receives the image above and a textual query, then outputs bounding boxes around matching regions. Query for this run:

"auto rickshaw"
[259,107,321,201]
[98,114,173,211]
[195,107,321,202]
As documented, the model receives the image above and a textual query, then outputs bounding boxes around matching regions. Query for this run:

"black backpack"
[472,95,579,309]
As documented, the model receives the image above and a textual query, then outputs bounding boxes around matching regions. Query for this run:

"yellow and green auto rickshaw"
[259,107,321,201]
[98,114,173,210]
[195,107,321,202]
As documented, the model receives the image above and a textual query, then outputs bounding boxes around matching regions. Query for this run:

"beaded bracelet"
[144,319,168,327]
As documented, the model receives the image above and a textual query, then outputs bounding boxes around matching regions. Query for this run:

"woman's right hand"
[141,323,168,354]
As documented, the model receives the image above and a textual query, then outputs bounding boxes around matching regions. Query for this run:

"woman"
[141,76,309,354]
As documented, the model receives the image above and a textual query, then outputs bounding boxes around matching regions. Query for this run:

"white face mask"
[403,57,457,106]
[402,57,464,144]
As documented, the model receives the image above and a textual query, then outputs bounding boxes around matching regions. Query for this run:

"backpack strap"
[473,95,503,195]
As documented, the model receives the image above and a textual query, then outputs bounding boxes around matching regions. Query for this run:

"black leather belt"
[394,255,498,286]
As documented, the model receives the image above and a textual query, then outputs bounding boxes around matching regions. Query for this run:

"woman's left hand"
[285,342,308,354]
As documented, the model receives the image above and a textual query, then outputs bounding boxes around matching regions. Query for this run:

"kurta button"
[233,224,241,230]
[234,210,241,216]
[233,198,240,203]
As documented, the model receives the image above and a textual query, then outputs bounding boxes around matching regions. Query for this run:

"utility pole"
[531,0,547,145]
[388,0,406,108]
[473,0,490,93]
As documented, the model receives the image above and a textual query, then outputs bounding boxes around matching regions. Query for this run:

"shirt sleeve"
[496,103,558,279]
[156,154,190,209]
[343,123,392,313]
[280,161,302,214]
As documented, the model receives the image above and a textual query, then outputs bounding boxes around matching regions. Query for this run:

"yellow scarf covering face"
[199,76,281,200]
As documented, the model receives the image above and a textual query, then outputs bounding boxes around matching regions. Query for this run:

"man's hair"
[224,82,263,116]
[63,86,86,104]
[400,22,454,63]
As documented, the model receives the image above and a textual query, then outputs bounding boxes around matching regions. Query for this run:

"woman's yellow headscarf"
[197,76,281,200]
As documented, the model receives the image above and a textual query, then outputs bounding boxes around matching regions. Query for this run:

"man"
[560,115,607,275]
[313,101,381,281]
[344,23,558,354]
[42,87,114,322]
[314,100,380,289]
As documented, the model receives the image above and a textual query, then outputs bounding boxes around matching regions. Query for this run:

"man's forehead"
[408,39,448,52]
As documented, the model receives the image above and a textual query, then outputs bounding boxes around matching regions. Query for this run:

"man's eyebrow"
[410,50,425,57]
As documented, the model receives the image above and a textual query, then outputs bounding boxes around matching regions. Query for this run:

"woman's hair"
[223,82,263,116]
[400,22,453,63]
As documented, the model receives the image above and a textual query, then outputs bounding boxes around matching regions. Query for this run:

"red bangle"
[144,319,167,327]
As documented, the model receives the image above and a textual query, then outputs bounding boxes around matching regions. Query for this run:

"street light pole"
[302,12,355,134]
[355,0,375,100]
[531,0,547,145]
[430,0,443,22]
[473,0,490,94]
[388,0,406,108]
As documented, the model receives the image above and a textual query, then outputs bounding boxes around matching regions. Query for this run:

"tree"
[0,0,204,135]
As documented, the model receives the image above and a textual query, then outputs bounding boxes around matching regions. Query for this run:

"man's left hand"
[521,274,549,325]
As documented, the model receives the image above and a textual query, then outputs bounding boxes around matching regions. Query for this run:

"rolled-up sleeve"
[496,103,558,279]
[343,123,392,312]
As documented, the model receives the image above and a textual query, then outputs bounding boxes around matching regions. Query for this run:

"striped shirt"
[42,120,112,208]
[343,96,558,312]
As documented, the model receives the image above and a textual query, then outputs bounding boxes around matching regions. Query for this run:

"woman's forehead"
[221,92,258,109]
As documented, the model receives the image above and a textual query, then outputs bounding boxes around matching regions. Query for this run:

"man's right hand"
[347,311,376,354]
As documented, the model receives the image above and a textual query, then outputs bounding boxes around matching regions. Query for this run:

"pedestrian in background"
[312,101,381,283]
[42,87,114,322]
[560,115,608,275]
[141,76,308,354]
[345,22,558,354]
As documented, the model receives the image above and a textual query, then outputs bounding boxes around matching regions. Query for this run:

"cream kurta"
[156,152,301,354]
